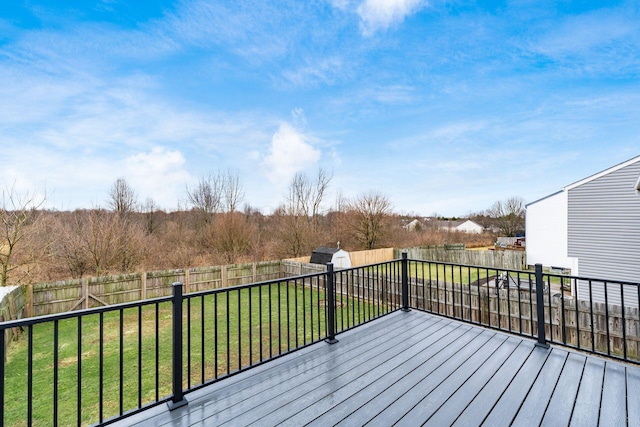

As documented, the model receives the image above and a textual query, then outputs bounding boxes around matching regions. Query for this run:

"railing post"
[1,326,4,427]
[325,263,338,344]
[401,252,410,312]
[535,264,549,348]
[168,282,188,410]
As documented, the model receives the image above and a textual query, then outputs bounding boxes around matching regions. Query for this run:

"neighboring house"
[310,247,352,269]
[526,155,640,303]
[404,219,424,231]
[435,219,484,234]
[455,219,484,234]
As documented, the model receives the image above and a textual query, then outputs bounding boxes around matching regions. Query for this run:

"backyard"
[3,282,384,426]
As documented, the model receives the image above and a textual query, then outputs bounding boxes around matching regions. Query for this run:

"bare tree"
[206,212,256,264]
[141,198,160,235]
[348,192,392,250]
[0,184,47,286]
[486,196,525,237]
[52,213,91,279]
[186,174,223,224]
[275,169,332,257]
[223,169,244,213]
[286,169,332,218]
[61,208,145,277]
[311,169,332,232]
[107,177,137,215]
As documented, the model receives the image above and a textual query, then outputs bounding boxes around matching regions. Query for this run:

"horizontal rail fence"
[398,246,526,270]
[407,259,640,363]
[27,261,283,317]
[0,261,400,426]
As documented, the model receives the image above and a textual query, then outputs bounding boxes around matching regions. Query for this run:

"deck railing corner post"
[168,282,188,410]
[534,264,549,348]
[401,252,410,312]
[325,263,338,344]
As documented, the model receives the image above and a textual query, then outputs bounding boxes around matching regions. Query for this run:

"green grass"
[407,262,493,285]
[3,283,383,426]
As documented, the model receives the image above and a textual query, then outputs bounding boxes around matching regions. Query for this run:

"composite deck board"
[285,321,469,426]
[599,362,628,426]
[157,311,431,427]
[452,338,536,427]
[480,344,551,426]
[423,338,528,427]
[366,330,497,425]
[192,313,442,426]
[627,368,640,426]
[112,310,640,427]
[230,316,457,426]
[511,349,569,426]
[311,323,474,426]
[341,328,486,426]
[540,352,587,427]
[570,358,605,427]
[394,333,513,426]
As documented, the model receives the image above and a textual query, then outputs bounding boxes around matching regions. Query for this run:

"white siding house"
[525,190,576,271]
[455,220,483,234]
[526,155,640,303]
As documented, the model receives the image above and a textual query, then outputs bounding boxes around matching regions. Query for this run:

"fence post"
[401,252,410,312]
[168,282,188,410]
[535,264,549,348]
[325,263,338,344]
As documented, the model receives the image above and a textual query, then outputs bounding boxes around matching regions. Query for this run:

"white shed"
[310,247,352,269]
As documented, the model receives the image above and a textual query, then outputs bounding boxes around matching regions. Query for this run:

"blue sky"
[1,0,639,216]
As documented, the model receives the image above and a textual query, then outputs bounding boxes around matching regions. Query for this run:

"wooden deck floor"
[115,310,640,426]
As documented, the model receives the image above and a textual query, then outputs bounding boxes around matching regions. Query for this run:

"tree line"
[0,172,520,287]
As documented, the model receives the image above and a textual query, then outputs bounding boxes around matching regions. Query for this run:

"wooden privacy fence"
[0,286,25,359]
[398,246,526,270]
[25,260,282,317]
[285,248,395,267]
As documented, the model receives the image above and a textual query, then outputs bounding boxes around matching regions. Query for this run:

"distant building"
[434,219,484,234]
[455,219,484,234]
[404,219,425,231]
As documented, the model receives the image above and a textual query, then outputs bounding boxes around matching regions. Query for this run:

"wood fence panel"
[1,286,26,356]
[398,247,525,270]
[32,279,83,316]
[349,248,395,266]
[188,267,223,292]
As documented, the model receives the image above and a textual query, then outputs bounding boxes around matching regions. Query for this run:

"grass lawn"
[3,282,384,426]
[407,262,494,285]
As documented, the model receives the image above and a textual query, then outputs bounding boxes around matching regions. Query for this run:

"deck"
[115,310,640,426]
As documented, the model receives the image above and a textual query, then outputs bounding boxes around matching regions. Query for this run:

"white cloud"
[123,147,191,209]
[281,56,346,87]
[357,0,426,36]
[262,123,321,184]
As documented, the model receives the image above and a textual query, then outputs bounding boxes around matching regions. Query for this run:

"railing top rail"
[542,271,640,287]
[406,258,533,275]
[0,294,173,330]
[407,257,640,287]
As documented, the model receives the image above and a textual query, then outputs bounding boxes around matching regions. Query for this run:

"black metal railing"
[0,261,400,426]
[2,255,640,426]
[406,259,640,362]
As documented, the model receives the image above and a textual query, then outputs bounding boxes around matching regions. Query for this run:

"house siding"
[568,160,640,304]
[526,191,573,269]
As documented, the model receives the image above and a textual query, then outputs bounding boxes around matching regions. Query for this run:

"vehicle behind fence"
[1,255,639,426]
